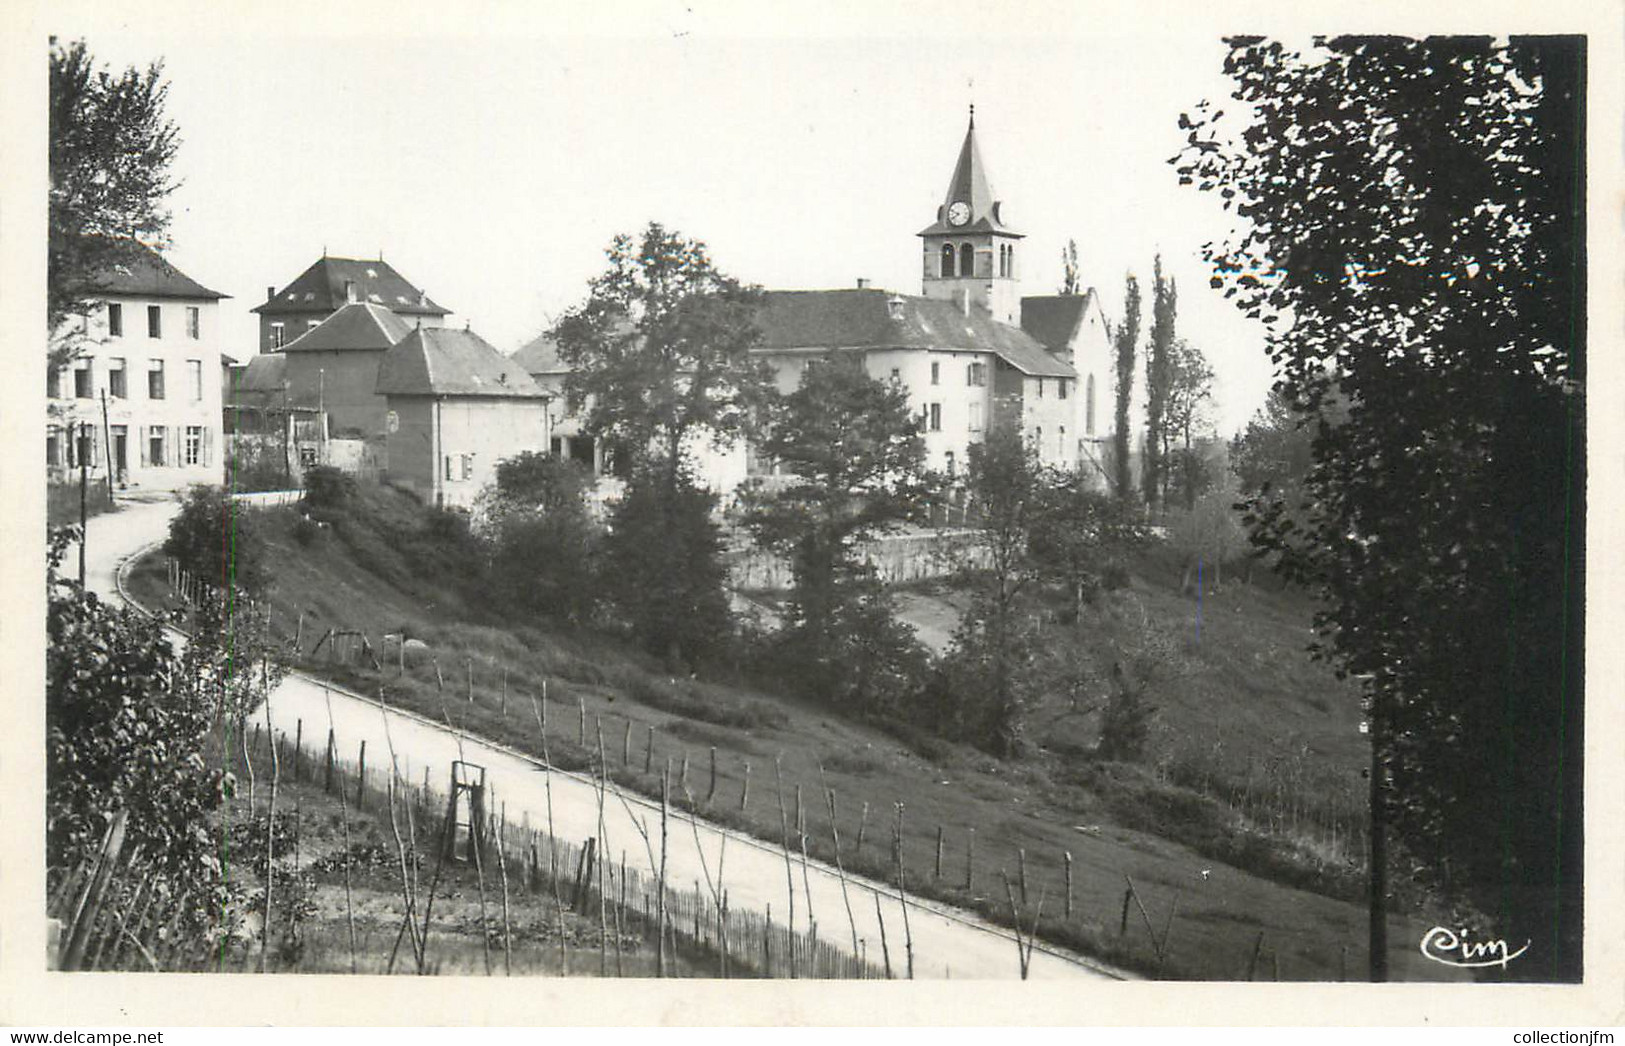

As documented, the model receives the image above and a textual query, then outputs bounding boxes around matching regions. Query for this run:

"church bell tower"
[918,106,1024,326]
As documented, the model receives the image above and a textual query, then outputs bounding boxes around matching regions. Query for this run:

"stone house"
[377,326,552,509]
[47,244,227,492]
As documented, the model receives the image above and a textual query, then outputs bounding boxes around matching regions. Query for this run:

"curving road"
[80,495,1126,981]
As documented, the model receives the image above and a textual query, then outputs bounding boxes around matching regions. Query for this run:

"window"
[944,450,956,477]
[960,243,974,278]
[148,426,167,467]
[147,305,162,338]
[461,454,475,481]
[928,403,942,432]
[76,428,94,469]
[46,427,62,468]
[187,306,200,339]
[299,446,318,468]
[969,401,984,433]
[188,359,203,401]
[930,361,940,385]
[108,303,123,337]
[444,456,455,481]
[271,323,286,350]
[148,359,165,400]
[889,367,901,384]
[967,361,986,387]
[74,360,93,399]
[1058,378,1069,400]
[1035,426,1042,454]
[109,358,127,399]
[1037,378,1045,398]
[1086,374,1096,435]
[940,243,956,278]
[184,425,203,466]
[47,367,61,399]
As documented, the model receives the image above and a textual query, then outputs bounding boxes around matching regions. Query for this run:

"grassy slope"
[129,486,1454,981]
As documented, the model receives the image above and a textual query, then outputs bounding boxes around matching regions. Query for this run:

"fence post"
[740,761,750,814]
[324,728,336,795]
[965,827,975,890]
[645,726,654,774]
[356,739,367,811]
[934,825,943,879]
[294,719,304,783]
[1064,851,1073,919]
[706,747,717,804]
[623,721,632,767]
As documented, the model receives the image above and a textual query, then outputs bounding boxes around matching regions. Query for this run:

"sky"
[46,1,1285,434]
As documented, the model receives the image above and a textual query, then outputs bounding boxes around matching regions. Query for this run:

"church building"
[513,108,1129,498]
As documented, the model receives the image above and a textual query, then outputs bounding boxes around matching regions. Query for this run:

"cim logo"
[1419,925,1530,969]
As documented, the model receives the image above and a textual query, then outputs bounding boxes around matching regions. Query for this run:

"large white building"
[48,245,228,492]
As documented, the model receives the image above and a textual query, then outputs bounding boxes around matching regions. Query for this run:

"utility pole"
[99,389,115,505]
[1368,690,1388,982]
[282,379,292,486]
[78,421,88,588]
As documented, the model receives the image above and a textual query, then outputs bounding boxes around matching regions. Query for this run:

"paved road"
[81,496,1125,981]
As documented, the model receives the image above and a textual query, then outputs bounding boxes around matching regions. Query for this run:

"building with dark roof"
[379,326,551,508]
[48,242,228,492]
[250,254,450,353]
[245,301,418,441]
[512,108,1133,494]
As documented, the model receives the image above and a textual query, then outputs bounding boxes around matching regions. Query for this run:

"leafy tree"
[1166,485,1250,594]
[1059,238,1081,295]
[163,484,269,596]
[1110,272,1141,501]
[744,355,930,706]
[1230,386,1317,502]
[1162,338,1217,509]
[1178,35,1584,980]
[551,222,774,493]
[477,452,601,626]
[935,421,1047,755]
[1142,254,1178,510]
[1028,469,1149,619]
[49,39,181,368]
[600,460,732,670]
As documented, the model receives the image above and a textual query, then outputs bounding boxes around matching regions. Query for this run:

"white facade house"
[48,245,227,493]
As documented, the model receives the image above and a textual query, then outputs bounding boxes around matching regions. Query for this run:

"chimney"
[856,277,871,289]
[266,285,276,301]
[344,279,358,304]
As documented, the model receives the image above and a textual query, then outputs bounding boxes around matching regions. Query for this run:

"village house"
[377,325,552,509]
[248,253,449,354]
[48,244,227,492]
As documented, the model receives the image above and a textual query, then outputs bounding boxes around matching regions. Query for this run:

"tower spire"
[969,102,975,129]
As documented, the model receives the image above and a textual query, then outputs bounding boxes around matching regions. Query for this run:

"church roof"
[377,326,549,398]
[1020,290,1104,354]
[917,109,1022,238]
[280,301,414,353]
[756,289,1074,378]
[252,255,450,317]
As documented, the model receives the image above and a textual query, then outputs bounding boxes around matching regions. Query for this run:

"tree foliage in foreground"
[49,38,181,367]
[164,484,270,596]
[1178,35,1584,980]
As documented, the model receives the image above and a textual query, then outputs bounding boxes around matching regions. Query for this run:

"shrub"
[302,465,357,515]
[1096,661,1156,762]
[163,484,269,595]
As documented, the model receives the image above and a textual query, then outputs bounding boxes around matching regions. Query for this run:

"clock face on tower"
[947,201,971,226]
